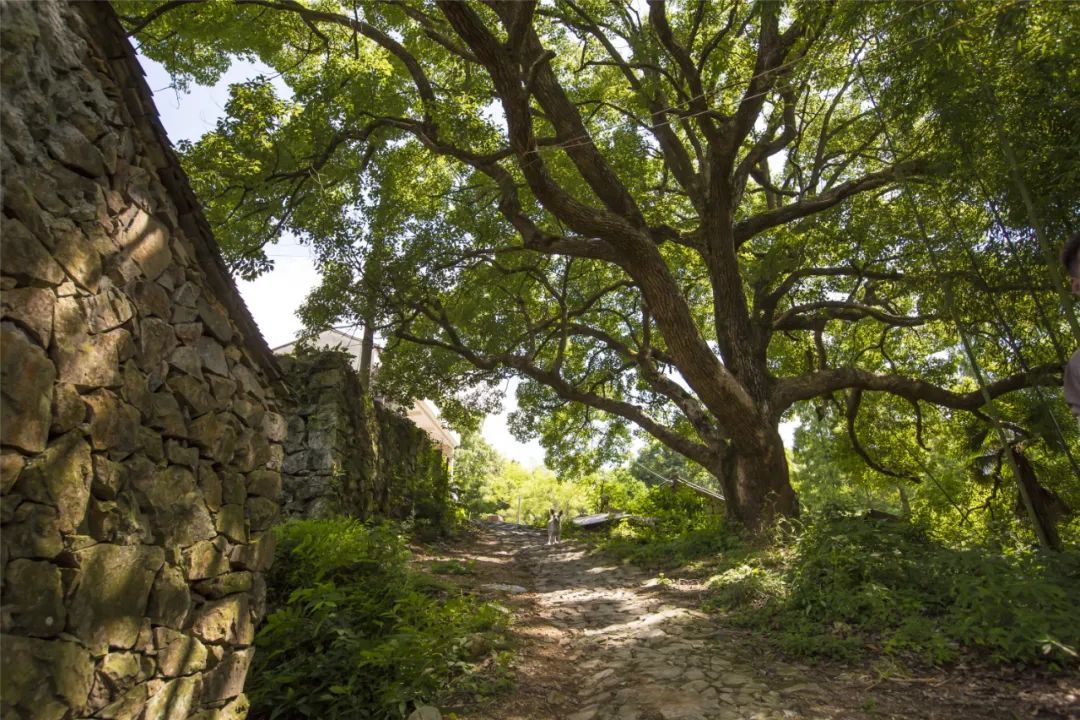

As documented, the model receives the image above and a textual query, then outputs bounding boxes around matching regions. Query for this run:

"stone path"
[506,525,807,720]
[443,523,1078,720]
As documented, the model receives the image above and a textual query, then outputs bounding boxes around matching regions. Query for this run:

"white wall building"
[274,328,460,462]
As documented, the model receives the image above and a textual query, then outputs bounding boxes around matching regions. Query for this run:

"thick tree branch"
[772,301,930,331]
[734,159,927,245]
[396,325,716,467]
[773,364,1062,414]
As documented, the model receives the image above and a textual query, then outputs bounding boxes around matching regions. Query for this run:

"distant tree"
[452,433,506,518]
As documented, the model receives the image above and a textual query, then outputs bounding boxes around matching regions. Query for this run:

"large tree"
[126,0,1067,529]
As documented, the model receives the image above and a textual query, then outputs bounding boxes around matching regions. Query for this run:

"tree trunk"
[716,426,799,531]
[359,321,375,391]
[1010,447,1063,552]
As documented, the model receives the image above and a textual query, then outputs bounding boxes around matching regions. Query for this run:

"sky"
[137,53,549,469]
[136,50,794,471]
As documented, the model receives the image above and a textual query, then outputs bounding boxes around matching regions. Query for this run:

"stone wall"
[1,3,284,718]
[277,351,451,532]
[277,351,377,519]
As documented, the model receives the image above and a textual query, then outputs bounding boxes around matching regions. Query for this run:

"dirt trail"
[423,523,1077,720]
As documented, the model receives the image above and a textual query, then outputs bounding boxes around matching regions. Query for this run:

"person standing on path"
[1063,232,1080,426]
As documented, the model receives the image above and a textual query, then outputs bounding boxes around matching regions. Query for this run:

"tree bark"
[1010,447,1063,552]
[714,427,798,531]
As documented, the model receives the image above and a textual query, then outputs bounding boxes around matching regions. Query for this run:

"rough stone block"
[167,374,215,418]
[209,375,237,410]
[3,501,63,559]
[134,466,215,548]
[262,411,287,442]
[199,463,223,511]
[4,559,65,636]
[154,627,208,677]
[50,382,85,434]
[190,692,250,720]
[138,317,177,370]
[96,681,149,720]
[197,298,232,343]
[117,208,172,281]
[52,329,128,389]
[201,648,253,704]
[175,321,203,345]
[232,363,264,401]
[195,335,229,376]
[172,304,199,324]
[266,443,284,472]
[97,651,141,691]
[166,439,199,469]
[191,595,254,646]
[91,454,123,500]
[246,496,279,533]
[81,284,134,333]
[148,564,191,629]
[0,217,65,286]
[173,281,200,308]
[168,344,204,381]
[69,543,165,650]
[0,322,55,452]
[120,361,152,417]
[126,278,170,318]
[0,634,94,717]
[229,530,276,573]
[215,503,247,544]
[189,412,239,460]
[85,389,140,455]
[221,472,246,506]
[46,122,106,177]
[1,450,26,494]
[138,426,165,461]
[53,225,104,291]
[246,470,282,501]
[282,450,308,475]
[15,430,92,533]
[86,497,118,541]
[150,391,187,437]
[144,675,201,720]
[194,570,253,599]
[1,286,54,347]
[183,537,230,581]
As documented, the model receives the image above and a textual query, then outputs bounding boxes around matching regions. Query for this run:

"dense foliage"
[453,434,591,523]
[705,512,1080,668]
[123,0,1078,532]
[248,519,510,719]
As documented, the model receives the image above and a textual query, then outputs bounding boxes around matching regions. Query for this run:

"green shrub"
[590,484,740,567]
[248,518,510,719]
[709,512,1080,668]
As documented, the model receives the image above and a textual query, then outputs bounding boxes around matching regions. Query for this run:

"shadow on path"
[433,522,1076,720]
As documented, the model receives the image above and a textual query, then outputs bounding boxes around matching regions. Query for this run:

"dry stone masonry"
[1,3,286,717]
[277,350,452,533]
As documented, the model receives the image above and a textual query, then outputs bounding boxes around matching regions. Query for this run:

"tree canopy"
[124,0,1077,532]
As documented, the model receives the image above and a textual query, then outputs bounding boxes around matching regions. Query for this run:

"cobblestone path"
[446,523,1077,720]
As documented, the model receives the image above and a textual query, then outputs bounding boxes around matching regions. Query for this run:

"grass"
[588,506,1080,670]
[247,518,514,720]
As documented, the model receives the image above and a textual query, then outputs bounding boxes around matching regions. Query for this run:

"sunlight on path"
[451,523,1073,720]
[478,523,817,720]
